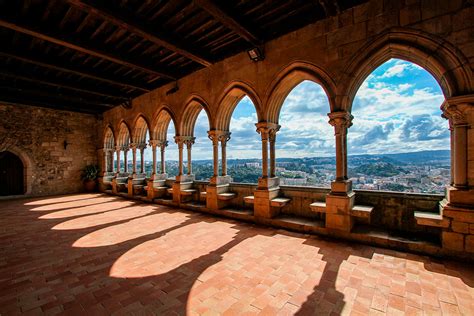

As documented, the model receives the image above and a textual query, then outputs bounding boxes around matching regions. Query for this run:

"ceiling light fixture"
[247,46,264,62]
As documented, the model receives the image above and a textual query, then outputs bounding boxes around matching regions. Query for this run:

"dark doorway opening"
[0,151,25,196]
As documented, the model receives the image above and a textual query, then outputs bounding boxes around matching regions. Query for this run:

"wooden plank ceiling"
[0,0,367,114]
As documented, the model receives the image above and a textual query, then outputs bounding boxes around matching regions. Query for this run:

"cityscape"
[130,149,450,194]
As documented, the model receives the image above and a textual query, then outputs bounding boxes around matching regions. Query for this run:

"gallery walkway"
[1,194,473,315]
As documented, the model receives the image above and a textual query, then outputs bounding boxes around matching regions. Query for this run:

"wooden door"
[0,151,24,196]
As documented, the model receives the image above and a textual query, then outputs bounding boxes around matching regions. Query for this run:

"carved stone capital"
[128,143,137,151]
[441,99,470,126]
[208,130,230,144]
[328,111,353,135]
[255,122,280,140]
[174,136,195,147]
[115,145,122,152]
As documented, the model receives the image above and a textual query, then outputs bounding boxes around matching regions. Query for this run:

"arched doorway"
[0,151,25,196]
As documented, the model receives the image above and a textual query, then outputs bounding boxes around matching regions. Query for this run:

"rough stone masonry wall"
[0,104,99,196]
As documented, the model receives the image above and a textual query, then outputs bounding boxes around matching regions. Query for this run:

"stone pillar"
[269,127,279,178]
[325,111,355,232]
[184,137,196,175]
[130,143,137,175]
[439,97,474,255]
[328,111,353,182]
[219,132,231,176]
[115,146,121,174]
[175,136,184,176]
[159,140,168,174]
[256,122,281,189]
[149,140,158,177]
[139,143,146,174]
[102,148,109,174]
[208,131,220,178]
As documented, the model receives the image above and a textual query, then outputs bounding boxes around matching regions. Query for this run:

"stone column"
[440,98,474,255]
[328,111,353,182]
[115,146,121,173]
[175,137,185,176]
[268,127,280,178]
[442,102,468,188]
[103,149,109,174]
[218,132,231,176]
[184,137,196,175]
[149,140,158,177]
[123,147,129,173]
[208,131,220,178]
[256,122,280,188]
[130,143,137,175]
[159,140,168,174]
[139,143,146,174]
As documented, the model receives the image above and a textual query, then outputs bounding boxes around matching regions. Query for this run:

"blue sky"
[145,58,448,161]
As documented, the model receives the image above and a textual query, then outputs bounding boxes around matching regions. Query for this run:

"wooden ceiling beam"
[193,0,261,47]
[0,18,176,80]
[66,0,213,67]
[0,51,150,92]
[0,85,115,108]
[0,70,129,101]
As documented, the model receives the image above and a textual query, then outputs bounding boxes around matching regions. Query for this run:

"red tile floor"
[1,194,473,315]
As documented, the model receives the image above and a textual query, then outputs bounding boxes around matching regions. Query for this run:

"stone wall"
[0,104,99,196]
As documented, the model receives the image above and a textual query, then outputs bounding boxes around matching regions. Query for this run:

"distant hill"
[352,161,406,177]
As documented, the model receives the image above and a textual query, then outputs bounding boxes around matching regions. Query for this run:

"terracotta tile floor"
[1,194,473,315]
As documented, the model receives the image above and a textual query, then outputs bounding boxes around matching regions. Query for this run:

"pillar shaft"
[151,142,157,176]
[160,142,167,173]
[328,112,352,181]
[123,149,129,173]
[186,142,193,175]
[208,131,220,177]
[131,145,137,174]
[256,123,280,179]
[115,149,121,173]
[269,132,276,178]
[178,143,184,176]
[140,147,145,174]
[453,124,468,187]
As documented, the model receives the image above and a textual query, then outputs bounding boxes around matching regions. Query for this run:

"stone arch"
[340,28,474,112]
[2,146,34,195]
[179,94,212,136]
[215,81,263,131]
[152,106,178,140]
[117,121,132,147]
[132,114,151,145]
[265,61,337,124]
[103,125,115,149]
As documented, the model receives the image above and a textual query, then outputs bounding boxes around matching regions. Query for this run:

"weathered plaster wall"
[0,104,99,196]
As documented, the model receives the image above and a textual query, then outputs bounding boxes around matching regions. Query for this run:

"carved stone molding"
[328,111,353,135]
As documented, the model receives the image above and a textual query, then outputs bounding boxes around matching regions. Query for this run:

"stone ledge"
[414,212,450,228]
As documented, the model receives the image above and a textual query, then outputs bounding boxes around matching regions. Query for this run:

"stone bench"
[181,189,197,196]
[217,192,236,201]
[310,202,374,219]
[244,196,255,204]
[414,211,449,228]
[270,197,291,208]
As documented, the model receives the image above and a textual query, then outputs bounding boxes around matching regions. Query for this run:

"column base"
[445,186,474,207]
[325,191,355,232]
[254,187,281,219]
[172,181,195,204]
[152,173,168,181]
[209,175,232,185]
[206,184,231,210]
[330,179,352,195]
[257,177,279,189]
[440,190,474,254]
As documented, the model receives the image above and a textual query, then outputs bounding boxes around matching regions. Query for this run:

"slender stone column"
[268,127,279,177]
[184,137,196,175]
[130,143,137,175]
[115,146,121,173]
[208,131,220,177]
[159,140,168,174]
[256,123,280,179]
[442,102,469,188]
[139,144,146,174]
[218,132,231,176]
[123,147,129,173]
[328,111,353,181]
[103,149,109,174]
[175,137,184,176]
[149,140,158,176]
